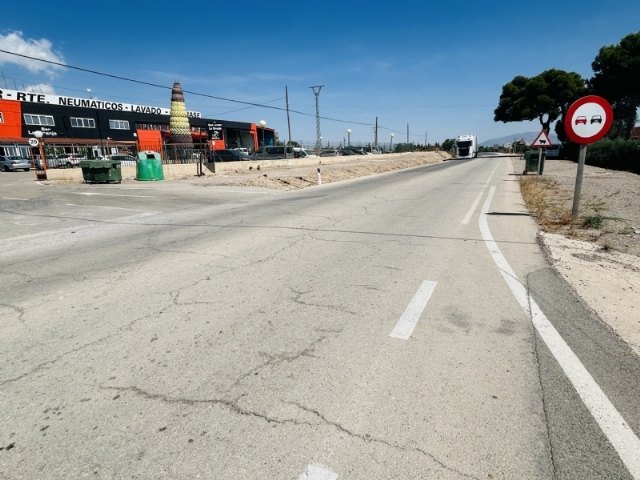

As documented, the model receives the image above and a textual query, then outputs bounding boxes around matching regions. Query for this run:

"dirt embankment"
[191,151,451,190]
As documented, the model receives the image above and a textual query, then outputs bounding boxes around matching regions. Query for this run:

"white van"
[546,145,561,158]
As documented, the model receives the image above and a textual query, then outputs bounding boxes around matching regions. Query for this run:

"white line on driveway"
[480,186,640,480]
[70,192,155,198]
[389,280,438,340]
[65,203,159,213]
[298,464,338,480]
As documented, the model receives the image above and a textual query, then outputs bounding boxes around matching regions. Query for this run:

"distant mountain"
[480,131,559,147]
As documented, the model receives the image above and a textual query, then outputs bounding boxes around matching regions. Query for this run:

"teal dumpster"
[79,159,122,183]
[136,151,164,181]
[523,150,545,175]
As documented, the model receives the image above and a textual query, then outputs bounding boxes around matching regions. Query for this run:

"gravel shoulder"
[515,157,640,356]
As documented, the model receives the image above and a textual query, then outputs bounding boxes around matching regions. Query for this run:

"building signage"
[0,88,202,118]
[207,122,223,140]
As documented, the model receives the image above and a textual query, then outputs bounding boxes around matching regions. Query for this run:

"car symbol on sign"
[575,116,587,125]
[590,115,602,124]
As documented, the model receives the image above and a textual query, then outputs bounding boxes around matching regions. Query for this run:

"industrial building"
[0,87,274,160]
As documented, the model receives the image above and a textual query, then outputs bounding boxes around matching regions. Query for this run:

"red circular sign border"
[564,95,614,145]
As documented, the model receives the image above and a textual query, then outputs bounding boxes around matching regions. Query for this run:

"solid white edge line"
[480,185,640,479]
[298,464,338,480]
[461,163,499,225]
[461,189,486,225]
[389,280,437,340]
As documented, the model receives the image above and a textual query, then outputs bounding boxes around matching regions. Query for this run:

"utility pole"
[310,85,324,155]
[375,117,378,148]
[285,86,292,147]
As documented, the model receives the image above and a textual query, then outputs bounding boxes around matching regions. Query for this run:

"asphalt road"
[1,161,638,479]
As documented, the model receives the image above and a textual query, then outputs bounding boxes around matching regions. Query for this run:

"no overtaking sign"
[564,95,613,145]
[565,95,614,218]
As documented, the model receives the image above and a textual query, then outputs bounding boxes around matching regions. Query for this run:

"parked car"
[230,147,250,155]
[320,149,340,157]
[211,149,250,162]
[108,154,137,166]
[49,154,85,168]
[0,155,31,171]
[341,147,366,156]
[250,146,312,160]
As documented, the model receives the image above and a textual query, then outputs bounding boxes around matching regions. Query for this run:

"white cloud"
[23,83,56,95]
[0,31,65,75]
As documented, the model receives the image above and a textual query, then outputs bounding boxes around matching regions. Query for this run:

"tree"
[590,32,640,139]
[441,138,455,151]
[494,69,586,139]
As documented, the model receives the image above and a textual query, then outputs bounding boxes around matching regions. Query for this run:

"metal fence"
[14,140,211,169]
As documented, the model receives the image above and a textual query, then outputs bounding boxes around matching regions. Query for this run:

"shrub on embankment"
[564,139,640,174]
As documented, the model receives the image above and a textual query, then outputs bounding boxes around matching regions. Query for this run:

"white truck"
[455,134,478,158]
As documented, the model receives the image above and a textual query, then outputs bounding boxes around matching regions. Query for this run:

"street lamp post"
[258,120,266,151]
[347,128,351,147]
[33,130,47,180]
[390,133,394,152]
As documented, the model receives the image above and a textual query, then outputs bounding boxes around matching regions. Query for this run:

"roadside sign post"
[573,145,588,217]
[530,129,552,175]
[564,95,614,218]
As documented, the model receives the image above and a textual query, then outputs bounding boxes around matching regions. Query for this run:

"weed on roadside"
[519,176,572,231]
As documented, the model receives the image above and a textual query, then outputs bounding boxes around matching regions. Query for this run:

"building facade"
[0,88,274,158]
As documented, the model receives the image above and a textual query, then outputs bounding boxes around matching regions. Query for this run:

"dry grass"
[519,176,573,231]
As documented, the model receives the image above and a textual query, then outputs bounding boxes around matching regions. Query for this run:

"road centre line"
[461,163,499,225]
[389,280,438,340]
[298,464,338,480]
[480,186,640,480]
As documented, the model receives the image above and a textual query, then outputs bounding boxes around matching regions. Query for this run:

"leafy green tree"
[494,69,586,140]
[441,138,455,151]
[590,32,640,139]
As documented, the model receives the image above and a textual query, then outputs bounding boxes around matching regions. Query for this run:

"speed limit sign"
[29,138,39,147]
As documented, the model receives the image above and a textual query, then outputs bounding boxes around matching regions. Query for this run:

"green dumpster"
[136,151,164,181]
[523,150,545,175]
[79,159,122,183]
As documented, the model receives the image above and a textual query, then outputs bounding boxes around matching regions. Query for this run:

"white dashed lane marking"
[389,280,437,340]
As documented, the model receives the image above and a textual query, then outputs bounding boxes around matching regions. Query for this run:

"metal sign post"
[572,145,588,217]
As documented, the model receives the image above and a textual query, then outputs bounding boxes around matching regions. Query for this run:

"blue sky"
[0,0,638,146]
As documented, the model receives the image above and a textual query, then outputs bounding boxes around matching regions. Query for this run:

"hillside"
[481,131,559,147]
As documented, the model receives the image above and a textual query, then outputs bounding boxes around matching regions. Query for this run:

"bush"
[585,139,640,173]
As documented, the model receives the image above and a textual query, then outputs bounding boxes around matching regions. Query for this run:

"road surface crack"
[0,303,27,326]
[100,385,314,428]
[290,287,359,315]
[289,402,481,480]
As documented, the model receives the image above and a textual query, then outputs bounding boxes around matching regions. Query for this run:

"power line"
[0,49,375,127]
